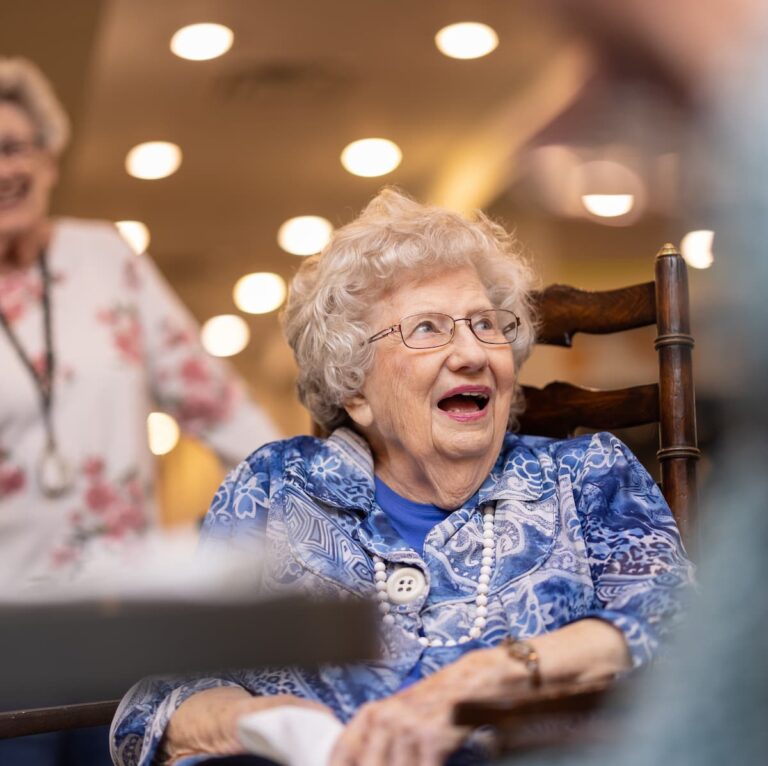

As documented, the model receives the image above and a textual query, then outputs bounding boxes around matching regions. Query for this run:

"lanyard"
[0,250,57,448]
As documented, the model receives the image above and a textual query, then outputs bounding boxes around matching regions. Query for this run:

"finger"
[329,714,369,766]
[390,729,418,766]
[358,720,392,766]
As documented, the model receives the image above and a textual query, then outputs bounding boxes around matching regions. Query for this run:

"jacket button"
[386,567,427,604]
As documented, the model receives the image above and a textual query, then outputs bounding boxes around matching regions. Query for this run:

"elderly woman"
[0,56,279,584]
[112,189,693,766]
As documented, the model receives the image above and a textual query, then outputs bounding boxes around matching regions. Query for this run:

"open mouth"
[0,177,31,209]
[437,391,490,414]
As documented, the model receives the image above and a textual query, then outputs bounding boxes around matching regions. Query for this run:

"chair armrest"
[454,677,633,753]
[0,700,120,739]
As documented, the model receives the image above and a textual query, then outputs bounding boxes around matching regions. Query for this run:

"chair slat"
[534,282,656,346]
[519,382,660,438]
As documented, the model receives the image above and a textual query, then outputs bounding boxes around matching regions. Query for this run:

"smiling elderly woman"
[112,189,693,766]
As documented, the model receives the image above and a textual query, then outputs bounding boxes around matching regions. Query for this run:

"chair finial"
[657,243,680,258]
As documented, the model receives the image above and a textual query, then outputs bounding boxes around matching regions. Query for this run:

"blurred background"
[1,0,719,527]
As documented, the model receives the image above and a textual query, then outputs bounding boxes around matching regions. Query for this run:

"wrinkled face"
[346,266,516,468]
[0,102,57,239]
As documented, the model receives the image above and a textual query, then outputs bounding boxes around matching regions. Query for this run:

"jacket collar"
[301,428,548,515]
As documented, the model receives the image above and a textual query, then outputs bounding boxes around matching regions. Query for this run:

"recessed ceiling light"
[147,412,180,456]
[277,216,333,255]
[581,194,635,218]
[200,314,250,357]
[435,22,499,60]
[125,141,182,180]
[341,138,402,177]
[681,230,714,269]
[115,220,151,254]
[170,23,234,61]
[233,272,287,314]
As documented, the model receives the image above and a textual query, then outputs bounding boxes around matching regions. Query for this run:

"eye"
[412,319,441,335]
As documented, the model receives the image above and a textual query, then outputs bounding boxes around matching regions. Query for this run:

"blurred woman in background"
[0,57,280,765]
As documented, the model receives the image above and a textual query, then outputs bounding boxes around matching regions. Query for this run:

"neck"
[373,444,498,509]
[0,220,50,274]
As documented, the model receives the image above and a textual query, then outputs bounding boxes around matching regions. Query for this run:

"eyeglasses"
[0,137,42,161]
[367,309,521,350]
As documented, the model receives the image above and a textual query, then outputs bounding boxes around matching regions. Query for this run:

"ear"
[344,393,374,429]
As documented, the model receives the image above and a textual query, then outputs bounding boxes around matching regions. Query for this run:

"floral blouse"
[0,218,280,585]
[111,427,694,766]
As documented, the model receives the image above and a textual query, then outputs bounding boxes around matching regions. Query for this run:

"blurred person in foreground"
[0,58,280,763]
[0,57,280,587]
[111,188,694,766]
[488,2,768,765]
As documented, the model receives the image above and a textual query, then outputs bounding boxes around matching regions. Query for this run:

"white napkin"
[237,706,344,766]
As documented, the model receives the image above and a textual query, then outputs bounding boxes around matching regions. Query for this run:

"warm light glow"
[435,22,499,59]
[233,272,287,314]
[681,230,715,269]
[581,194,635,218]
[147,412,180,456]
[115,220,151,254]
[126,141,182,180]
[170,23,234,61]
[572,159,645,223]
[277,216,333,255]
[340,138,402,177]
[200,314,250,357]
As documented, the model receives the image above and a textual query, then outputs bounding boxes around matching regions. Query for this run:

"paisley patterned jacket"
[111,427,694,766]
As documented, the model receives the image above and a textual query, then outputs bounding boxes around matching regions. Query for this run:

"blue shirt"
[374,476,450,554]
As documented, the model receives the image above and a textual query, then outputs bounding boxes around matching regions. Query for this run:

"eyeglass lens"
[0,137,38,160]
[400,310,518,349]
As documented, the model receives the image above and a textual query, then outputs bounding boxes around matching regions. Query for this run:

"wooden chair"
[519,243,699,542]
[455,243,699,750]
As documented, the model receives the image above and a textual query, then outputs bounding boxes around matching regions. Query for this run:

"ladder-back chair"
[454,243,700,750]
[519,243,699,542]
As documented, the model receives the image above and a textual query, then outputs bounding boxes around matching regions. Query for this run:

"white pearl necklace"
[372,506,495,648]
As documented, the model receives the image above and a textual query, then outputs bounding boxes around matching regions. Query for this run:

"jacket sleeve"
[127,247,281,467]
[110,455,275,766]
[573,433,695,667]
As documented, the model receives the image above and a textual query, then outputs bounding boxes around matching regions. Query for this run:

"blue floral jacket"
[111,428,693,766]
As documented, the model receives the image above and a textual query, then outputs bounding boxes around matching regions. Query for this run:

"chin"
[436,428,498,461]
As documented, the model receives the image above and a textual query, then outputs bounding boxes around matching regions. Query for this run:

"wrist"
[500,637,542,688]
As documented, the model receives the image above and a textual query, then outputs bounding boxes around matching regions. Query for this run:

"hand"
[330,647,531,766]
[163,686,338,765]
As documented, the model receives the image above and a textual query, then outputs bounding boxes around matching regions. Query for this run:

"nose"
[446,320,489,371]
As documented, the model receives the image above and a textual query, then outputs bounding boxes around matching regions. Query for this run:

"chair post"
[654,244,700,543]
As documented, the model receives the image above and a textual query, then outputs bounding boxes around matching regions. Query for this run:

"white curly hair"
[282,188,538,432]
[0,57,70,154]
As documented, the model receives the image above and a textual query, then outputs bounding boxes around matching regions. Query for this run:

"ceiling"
[1,0,708,435]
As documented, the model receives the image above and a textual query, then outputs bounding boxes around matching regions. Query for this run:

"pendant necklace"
[0,250,73,498]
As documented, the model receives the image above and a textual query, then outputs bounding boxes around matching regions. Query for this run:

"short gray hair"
[282,188,537,432]
[0,58,70,155]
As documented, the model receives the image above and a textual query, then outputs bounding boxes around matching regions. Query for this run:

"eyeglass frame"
[367,309,521,349]
[0,135,45,161]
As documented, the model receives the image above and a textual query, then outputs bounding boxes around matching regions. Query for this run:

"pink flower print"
[124,259,141,290]
[30,353,48,379]
[180,357,210,384]
[0,465,25,497]
[83,456,105,478]
[98,305,143,364]
[162,320,194,349]
[0,269,43,323]
[114,317,142,363]
[50,546,77,569]
[85,481,118,513]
